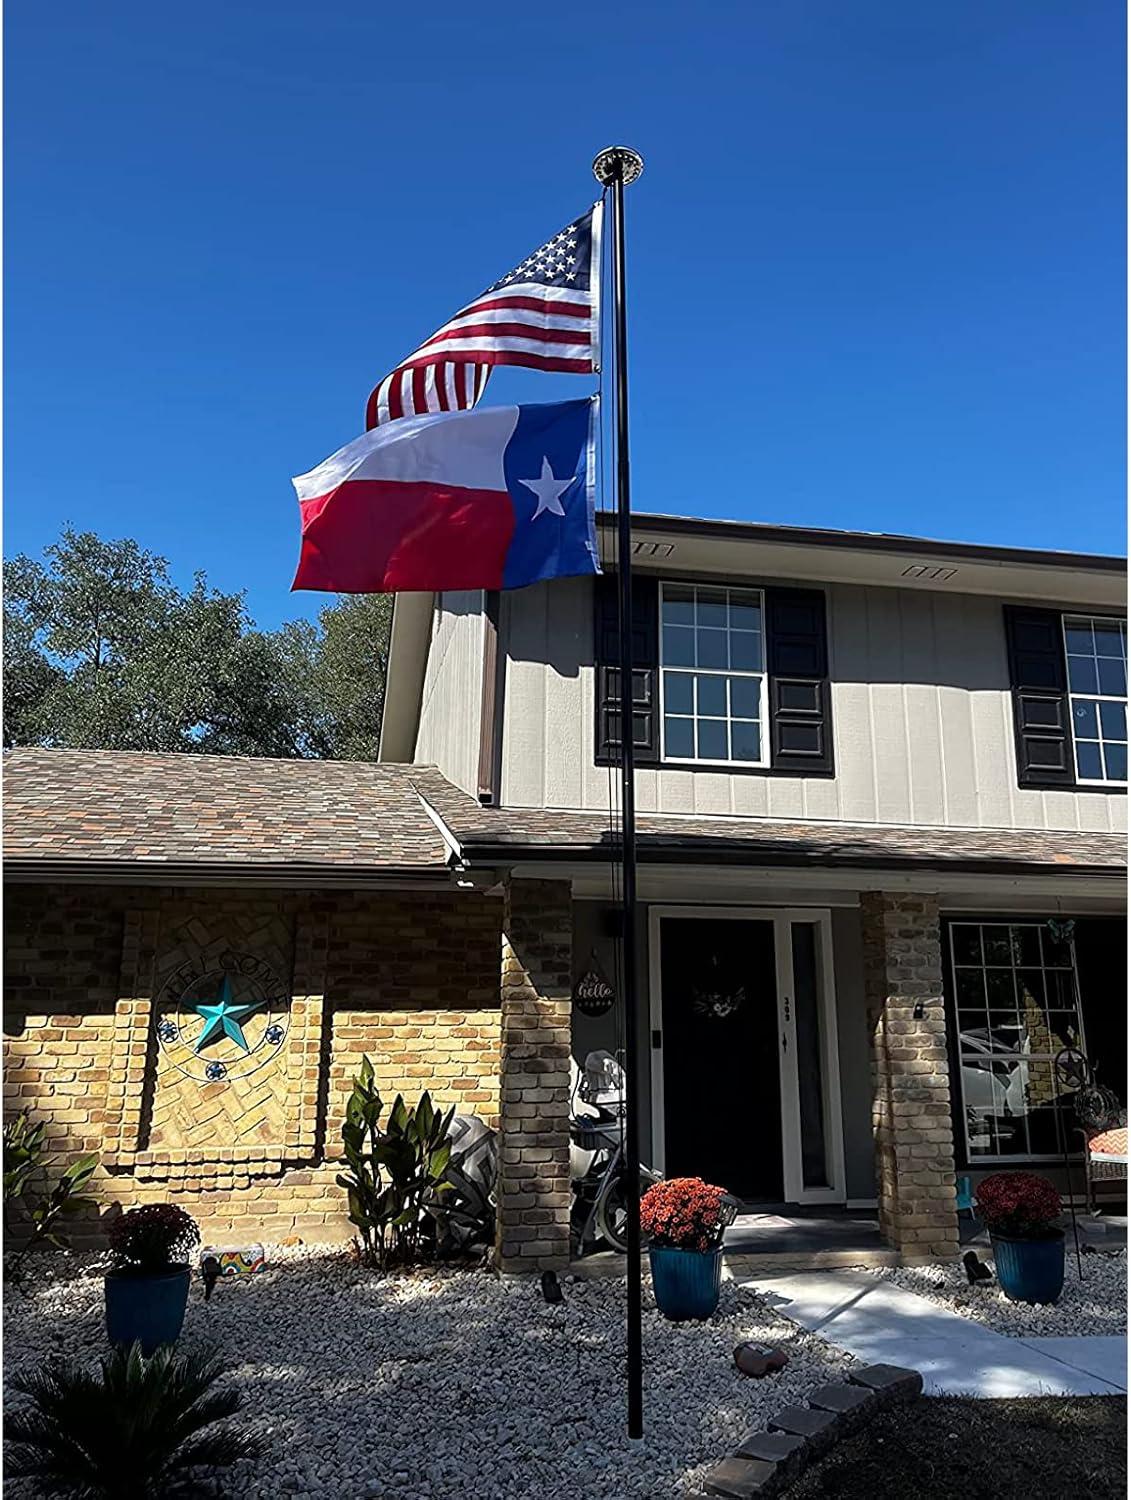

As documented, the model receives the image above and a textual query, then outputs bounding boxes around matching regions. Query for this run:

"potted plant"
[104,1205,201,1354]
[975,1171,1065,1305]
[640,1176,735,1320]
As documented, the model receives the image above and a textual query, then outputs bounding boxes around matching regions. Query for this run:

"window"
[660,583,768,764]
[594,575,833,774]
[1064,615,1128,786]
[949,921,1086,1162]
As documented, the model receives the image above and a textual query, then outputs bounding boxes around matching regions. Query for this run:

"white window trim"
[658,581,771,769]
[948,919,1088,1166]
[1062,613,1128,789]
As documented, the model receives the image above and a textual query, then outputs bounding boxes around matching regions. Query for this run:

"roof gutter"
[598,512,1127,574]
[1,858,493,892]
[453,840,1127,880]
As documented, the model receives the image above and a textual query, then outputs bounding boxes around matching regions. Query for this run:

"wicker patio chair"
[1074,1084,1128,1214]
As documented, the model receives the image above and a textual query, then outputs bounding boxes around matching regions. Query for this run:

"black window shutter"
[1003,605,1074,787]
[765,588,834,776]
[594,572,659,765]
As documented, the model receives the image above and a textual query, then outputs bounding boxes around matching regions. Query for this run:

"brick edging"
[703,1363,923,1497]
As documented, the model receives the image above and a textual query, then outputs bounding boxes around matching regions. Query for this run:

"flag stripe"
[294,478,515,593]
[446,294,594,321]
[424,307,592,340]
[420,320,592,350]
[455,285,595,315]
[404,338,592,367]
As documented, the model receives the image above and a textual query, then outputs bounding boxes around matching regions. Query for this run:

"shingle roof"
[3,748,463,875]
[4,747,1125,881]
[421,785,1128,876]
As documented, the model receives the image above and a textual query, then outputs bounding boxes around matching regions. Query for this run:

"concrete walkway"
[740,1268,1128,1398]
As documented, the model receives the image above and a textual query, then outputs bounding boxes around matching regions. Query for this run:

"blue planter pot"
[105,1266,191,1355]
[990,1231,1065,1306]
[649,1245,722,1321]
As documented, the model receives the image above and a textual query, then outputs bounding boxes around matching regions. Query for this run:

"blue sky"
[6,2,1125,628]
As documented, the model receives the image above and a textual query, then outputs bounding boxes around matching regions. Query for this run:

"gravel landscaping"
[4,1245,851,1498]
[869,1250,1127,1336]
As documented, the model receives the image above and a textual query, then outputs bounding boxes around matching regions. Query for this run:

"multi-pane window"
[949,921,1085,1161]
[1064,615,1127,785]
[660,584,768,764]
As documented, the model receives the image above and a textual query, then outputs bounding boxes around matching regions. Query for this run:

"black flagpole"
[593,142,645,1440]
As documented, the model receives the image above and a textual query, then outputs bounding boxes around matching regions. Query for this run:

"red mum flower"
[640,1177,730,1251]
[975,1172,1061,1239]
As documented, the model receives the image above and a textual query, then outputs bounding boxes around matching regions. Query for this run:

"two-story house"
[379,511,1127,1264]
[3,510,1125,1271]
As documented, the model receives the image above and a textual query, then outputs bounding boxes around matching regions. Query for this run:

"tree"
[279,594,393,761]
[3,527,392,760]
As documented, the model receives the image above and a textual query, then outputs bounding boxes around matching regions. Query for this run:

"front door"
[659,916,782,1201]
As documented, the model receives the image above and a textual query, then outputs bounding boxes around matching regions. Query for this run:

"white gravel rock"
[5,1244,851,1498]
[869,1250,1127,1336]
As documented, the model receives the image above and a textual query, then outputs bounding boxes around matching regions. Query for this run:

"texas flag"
[291,398,599,594]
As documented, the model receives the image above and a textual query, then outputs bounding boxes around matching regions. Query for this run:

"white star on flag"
[520,456,574,519]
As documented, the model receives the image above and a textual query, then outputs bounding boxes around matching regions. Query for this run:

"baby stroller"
[569,1049,660,1255]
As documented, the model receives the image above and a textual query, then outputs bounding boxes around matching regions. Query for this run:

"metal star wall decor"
[189,974,264,1054]
[153,951,291,1087]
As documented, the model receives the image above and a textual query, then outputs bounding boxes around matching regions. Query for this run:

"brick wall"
[862,892,960,1262]
[329,1010,500,1131]
[3,883,502,1246]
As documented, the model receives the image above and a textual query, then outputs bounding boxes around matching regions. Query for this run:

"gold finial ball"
[592,146,644,187]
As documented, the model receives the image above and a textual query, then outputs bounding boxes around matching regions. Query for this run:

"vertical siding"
[501,576,1126,835]
[933,592,981,828]
[863,589,915,825]
[414,591,485,797]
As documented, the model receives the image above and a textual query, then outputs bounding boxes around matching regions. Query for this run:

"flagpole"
[593,142,645,1441]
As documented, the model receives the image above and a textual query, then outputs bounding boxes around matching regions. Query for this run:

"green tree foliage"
[3,528,391,760]
[277,593,393,761]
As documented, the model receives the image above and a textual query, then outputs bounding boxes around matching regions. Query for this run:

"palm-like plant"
[6,1341,257,1498]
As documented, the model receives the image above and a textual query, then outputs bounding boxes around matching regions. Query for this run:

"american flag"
[365,202,603,429]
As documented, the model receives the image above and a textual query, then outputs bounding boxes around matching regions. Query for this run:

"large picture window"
[1064,615,1128,786]
[659,583,769,765]
[949,920,1085,1162]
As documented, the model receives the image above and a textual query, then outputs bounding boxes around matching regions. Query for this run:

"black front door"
[660,917,782,1201]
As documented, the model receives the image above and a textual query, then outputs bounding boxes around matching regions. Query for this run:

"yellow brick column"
[863,892,960,1263]
[496,879,573,1274]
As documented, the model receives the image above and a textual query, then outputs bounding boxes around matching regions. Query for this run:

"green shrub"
[6,1340,257,1497]
[337,1056,456,1268]
[3,1109,98,1277]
